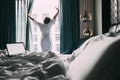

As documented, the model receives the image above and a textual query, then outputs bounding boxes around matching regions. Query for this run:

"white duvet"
[68,32,120,80]
[0,51,68,80]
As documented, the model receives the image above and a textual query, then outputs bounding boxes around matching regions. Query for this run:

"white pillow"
[109,24,120,34]
[68,36,120,80]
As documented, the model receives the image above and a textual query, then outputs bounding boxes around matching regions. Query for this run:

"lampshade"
[83,27,93,37]
[80,0,92,22]
[80,11,92,22]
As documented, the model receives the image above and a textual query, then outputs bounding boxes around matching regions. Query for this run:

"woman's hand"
[27,13,34,21]
[27,13,31,17]
[53,7,59,19]
[55,7,59,12]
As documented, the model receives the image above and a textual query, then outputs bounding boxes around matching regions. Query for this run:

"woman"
[28,7,59,52]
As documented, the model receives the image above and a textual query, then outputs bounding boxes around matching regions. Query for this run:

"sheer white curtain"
[16,0,34,51]
[16,0,27,43]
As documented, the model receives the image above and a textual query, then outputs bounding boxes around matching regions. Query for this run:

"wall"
[79,0,95,38]
[95,0,102,35]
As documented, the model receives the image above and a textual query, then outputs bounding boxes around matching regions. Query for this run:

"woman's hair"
[43,17,51,24]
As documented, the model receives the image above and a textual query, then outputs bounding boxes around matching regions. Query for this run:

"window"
[56,44,60,52]
[16,0,60,53]
[55,34,60,41]
[31,0,60,53]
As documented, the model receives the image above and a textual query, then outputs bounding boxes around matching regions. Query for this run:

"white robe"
[34,19,56,52]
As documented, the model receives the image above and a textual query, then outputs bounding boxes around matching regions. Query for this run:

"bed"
[0,51,71,80]
[0,27,120,80]
[68,29,120,80]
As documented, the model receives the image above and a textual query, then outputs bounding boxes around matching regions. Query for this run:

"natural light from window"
[31,0,60,53]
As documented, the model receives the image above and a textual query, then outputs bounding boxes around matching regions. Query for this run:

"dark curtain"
[0,0,16,49]
[26,0,34,50]
[102,0,120,33]
[102,0,111,33]
[60,0,80,53]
